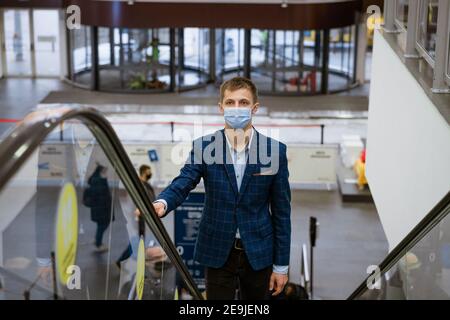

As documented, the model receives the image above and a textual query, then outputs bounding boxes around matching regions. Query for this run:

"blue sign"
[174,192,205,290]
[148,149,158,162]
[38,162,49,170]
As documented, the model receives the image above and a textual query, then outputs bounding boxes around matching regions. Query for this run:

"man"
[138,164,156,232]
[154,77,291,300]
[117,164,156,268]
[139,164,156,202]
[136,165,167,262]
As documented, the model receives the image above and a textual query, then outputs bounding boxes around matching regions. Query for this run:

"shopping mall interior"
[0,0,449,301]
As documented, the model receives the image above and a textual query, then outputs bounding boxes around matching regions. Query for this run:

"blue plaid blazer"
[158,128,291,271]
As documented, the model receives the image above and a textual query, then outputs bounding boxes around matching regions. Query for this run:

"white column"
[383,0,396,32]
[29,9,36,78]
[432,0,450,93]
[404,0,420,58]
[355,21,368,84]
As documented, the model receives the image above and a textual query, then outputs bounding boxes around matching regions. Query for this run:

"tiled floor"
[0,78,369,115]
[0,78,73,137]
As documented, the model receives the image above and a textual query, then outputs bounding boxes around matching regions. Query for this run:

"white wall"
[366,30,450,250]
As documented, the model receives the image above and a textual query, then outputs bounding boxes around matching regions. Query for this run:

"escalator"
[349,191,450,300]
[0,106,202,300]
[0,105,449,300]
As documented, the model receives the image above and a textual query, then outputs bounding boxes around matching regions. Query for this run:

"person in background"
[136,164,156,236]
[116,164,156,268]
[87,164,113,253]
[139,164,156,204]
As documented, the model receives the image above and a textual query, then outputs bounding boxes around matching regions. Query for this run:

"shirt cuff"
[153,199,167,214]
[273,265,289,275]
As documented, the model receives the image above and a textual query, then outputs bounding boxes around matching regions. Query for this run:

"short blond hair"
[219,77,258,103]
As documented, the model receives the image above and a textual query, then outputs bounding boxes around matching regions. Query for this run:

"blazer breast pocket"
[252,168,276,177]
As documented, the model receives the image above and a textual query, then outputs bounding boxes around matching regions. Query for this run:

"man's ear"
[219,103,224,114]
[252,102,259,115]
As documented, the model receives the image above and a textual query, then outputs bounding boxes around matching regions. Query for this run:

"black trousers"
[205,241,272,300]
[95,221,110,247]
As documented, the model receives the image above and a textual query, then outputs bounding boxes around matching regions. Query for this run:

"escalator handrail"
[347,190,450,299]
[0,106,203,300]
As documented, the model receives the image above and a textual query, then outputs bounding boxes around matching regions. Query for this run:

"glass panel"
[251,29,325,94]
[403,205,450,299]
[70,25,92,86]
[275,30,289,92]
[3,9,32,76]
[98,27,122,90]
[215,28,244,83]
[418,0,439,59]
[183,28,209,71]
[303,30,316,67]
[395,0,409,29]
[98,27,111,66]
[224,29,244,70]
[0,120,192,300]
[250,29,271,92]
[355,253,408,300]
[97,28,171,92]
[250,29,266,67]
[329,26,355,91]
[179,28,210,88]
[157,29,171,64]
[33,10,60,76]
[354,202,450,300]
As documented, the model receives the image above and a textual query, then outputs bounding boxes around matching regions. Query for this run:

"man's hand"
[269,272,288,296]
[153,202,165,218]
[146,246,167,263]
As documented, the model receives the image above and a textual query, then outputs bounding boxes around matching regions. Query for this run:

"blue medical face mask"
[223,107,252,129]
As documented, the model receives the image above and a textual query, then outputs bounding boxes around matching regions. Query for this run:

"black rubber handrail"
[0,106,203,300]
[348,191,450,299]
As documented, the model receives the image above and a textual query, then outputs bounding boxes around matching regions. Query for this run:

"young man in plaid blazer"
[154,77,291,300]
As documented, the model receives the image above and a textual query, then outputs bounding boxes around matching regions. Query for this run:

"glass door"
[33,10,60,76]
[2,9,60,77]
[3,9,32,76]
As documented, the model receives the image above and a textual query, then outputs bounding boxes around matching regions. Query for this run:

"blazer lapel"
[237,129,261,203]
[221,129,239,197]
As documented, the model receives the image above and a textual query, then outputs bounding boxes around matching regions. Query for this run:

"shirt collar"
[224,127,254,154]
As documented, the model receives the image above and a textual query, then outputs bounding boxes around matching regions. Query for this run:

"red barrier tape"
[0,118,20,123]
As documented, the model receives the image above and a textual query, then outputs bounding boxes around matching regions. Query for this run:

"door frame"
[0,7,61,79]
